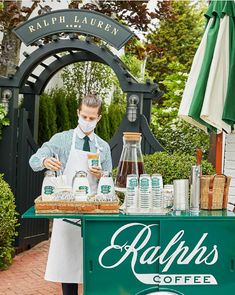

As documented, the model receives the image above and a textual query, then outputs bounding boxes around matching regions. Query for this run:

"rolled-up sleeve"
[101,144,112,173]
[29,133,64,172]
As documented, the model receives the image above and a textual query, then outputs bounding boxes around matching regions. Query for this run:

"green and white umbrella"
[179,0,235,134]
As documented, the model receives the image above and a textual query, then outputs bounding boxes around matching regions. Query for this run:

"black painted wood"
[15,109,48,248]
[0,27,164,249]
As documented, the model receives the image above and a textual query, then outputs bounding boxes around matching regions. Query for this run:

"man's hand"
[89,166,102,179]
[43,157,62,171]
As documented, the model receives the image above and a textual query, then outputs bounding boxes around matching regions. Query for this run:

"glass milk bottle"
[72,171,91,201]
[115,132,144,188]
[41,170,56,201]
[97,171,115,201]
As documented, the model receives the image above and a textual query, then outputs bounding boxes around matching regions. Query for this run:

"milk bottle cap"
[44,170,56,177]
[74,171,87,177]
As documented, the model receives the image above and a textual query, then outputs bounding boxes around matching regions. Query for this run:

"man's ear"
[97,115,102,122]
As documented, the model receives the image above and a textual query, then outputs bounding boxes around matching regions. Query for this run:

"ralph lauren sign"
[13,9,134,49]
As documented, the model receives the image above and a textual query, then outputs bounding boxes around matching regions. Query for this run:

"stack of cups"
[139,174,152,212]
[173,179,189,212]
[151,174,164,210]
[163,184,174,208]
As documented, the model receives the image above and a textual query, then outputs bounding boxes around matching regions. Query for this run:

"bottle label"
[129,179,138,187]
[140,178,150,188]
[91,159,99,167]
[152,178,160,187]
[101,185,111,194]
[78,185,89,194]
[44,186,55,195]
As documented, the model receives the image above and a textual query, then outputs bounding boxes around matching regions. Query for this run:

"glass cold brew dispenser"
[115,132,144,188]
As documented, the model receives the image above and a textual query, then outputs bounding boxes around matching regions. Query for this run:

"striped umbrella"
[178,0,235,134]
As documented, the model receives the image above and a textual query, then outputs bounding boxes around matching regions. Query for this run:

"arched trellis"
[0,37,164,165]
[0,10,164,249]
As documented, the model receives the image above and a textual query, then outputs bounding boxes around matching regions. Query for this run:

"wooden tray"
[34,196,120,214]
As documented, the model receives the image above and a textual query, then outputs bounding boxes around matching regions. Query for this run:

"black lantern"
[1,89,12,113]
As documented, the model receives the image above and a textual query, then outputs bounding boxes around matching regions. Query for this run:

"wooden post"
[215,133,223,174]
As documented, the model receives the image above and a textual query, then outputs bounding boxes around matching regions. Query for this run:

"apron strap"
[71,128,77,149]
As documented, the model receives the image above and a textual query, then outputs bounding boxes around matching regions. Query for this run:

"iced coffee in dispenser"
[115,132,144,188]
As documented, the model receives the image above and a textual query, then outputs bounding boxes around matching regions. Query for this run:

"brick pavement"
[0,240,62,295]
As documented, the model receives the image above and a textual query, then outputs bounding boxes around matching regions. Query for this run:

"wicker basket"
[200,175,231,210]
[34,196,120,214]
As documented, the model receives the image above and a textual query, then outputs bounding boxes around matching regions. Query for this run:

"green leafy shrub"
[0,103,10,140]
[143,152,215,184]
[0,174,18,270]
[151,112,210,157]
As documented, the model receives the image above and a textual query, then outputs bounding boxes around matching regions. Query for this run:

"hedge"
[143,152,215,184]
[0,174,18,270]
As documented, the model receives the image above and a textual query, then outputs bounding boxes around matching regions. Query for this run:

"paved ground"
[0,240,62,295]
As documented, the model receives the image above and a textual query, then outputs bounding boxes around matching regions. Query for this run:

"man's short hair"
[79,93,102,115]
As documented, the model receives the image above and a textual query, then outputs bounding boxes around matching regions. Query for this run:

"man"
[29,93,112,295]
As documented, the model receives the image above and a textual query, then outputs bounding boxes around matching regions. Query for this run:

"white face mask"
[78,116,97,133]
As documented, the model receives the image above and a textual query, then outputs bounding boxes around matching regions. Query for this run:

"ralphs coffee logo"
[98,223,218,286]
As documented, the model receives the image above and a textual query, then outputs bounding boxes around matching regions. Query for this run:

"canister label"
[101,185,111,194]
[91,159,99,166]
[78,185,89,194]
[44,185,55,195]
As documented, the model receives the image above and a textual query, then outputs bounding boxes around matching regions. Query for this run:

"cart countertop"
[22,206,235,221]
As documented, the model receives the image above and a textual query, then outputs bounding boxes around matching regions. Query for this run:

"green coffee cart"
[23,207,235,295]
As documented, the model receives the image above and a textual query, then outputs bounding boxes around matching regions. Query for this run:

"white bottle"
[72,171,91,201]
[41,170,56,201]
[97,171,115,201]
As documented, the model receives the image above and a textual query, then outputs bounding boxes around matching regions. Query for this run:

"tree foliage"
[53,88,70,133]
[145,1,210,157]
[38,92,57,145]
[69,0,169,32]
[0,0,167,76]
[61,61,113,103]
[146,0,206,82]
[38,89,78,145]
[95,104,110,141]
[66,91,79,129]
[0,1,40,76]
[150,61,210,157]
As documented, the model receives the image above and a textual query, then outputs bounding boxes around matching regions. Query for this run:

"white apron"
[45,128,100,283]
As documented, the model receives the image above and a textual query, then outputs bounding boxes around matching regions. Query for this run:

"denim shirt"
[29,128,112,173]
